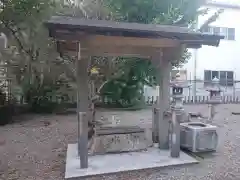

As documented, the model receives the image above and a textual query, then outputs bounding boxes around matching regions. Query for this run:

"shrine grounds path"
[1,104,240,180]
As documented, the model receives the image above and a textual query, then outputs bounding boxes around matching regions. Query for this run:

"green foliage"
[0,0,223,112]
[0,88,6,106]
[99,58,157,107]
[103,0,208,66]
[19,55,74,113]
[0,0,56,54]
[0,104,14,125]
[0,87,14,125]
[99,0,207,107]
[22,77,71,113]
[0,0,76,113]
[104,0,206,25]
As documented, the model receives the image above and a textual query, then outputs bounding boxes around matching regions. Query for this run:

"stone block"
[89,126,150,155]
[180,122,218,152]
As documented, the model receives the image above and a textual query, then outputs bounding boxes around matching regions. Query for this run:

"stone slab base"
[65,143,199,179]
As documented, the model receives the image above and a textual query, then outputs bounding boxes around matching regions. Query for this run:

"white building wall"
[145,1,240,98]
[184,4,240,80]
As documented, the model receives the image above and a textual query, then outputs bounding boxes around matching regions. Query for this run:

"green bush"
[22,78,71,113]
[0,89,14,126]
[99,58,156,108]
[0,104,14,126]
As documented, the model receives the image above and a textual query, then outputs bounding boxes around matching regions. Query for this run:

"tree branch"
[1,21,30,55]
[199,9,224,32]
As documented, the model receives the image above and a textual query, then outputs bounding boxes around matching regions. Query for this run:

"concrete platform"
[65,143,199,179]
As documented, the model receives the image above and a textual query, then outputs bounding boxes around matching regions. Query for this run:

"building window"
[204,70,212,85]
[219,71,226,86]
[227,28,235,40]
[226,71,234,86]
[204,70,234,86]
[213,27,220,35]
[219,27,227,37]
[211,71,219,79]
[203,26,235,40]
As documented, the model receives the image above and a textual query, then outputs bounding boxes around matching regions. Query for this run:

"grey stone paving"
[93,105,240,180]
[65,144,198,179]
[1,104,240,180]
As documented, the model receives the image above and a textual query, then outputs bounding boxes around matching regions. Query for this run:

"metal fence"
[186,79,240,97]
[145,95,240,105]
[144,79,240,104]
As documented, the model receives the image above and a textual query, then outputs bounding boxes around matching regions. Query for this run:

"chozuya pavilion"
[45,16,223,179]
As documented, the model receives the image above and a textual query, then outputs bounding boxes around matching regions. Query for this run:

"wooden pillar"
[170,108,181,157]
[151,51,161,143]
[76,41,90,169]
[158,51,171,149]
[162,61,171,111]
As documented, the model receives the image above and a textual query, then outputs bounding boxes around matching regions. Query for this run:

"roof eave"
[183,37,222,49]
[44,16,224,48]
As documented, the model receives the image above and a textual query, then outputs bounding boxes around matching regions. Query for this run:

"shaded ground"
[1,104,240,180]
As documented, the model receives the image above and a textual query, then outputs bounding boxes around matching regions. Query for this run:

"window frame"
[227,28,235,40]
[204,70,234,87]
[204,26,235,41]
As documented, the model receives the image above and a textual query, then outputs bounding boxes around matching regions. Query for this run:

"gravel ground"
[1,104,240,180]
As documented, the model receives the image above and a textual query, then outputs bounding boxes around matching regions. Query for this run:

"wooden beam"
[58,41,162,58]
[59,42,186,60]
[53,31,180,48]
[89,46,158,58]
[88,35,180,48]
[64,49,152,58]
